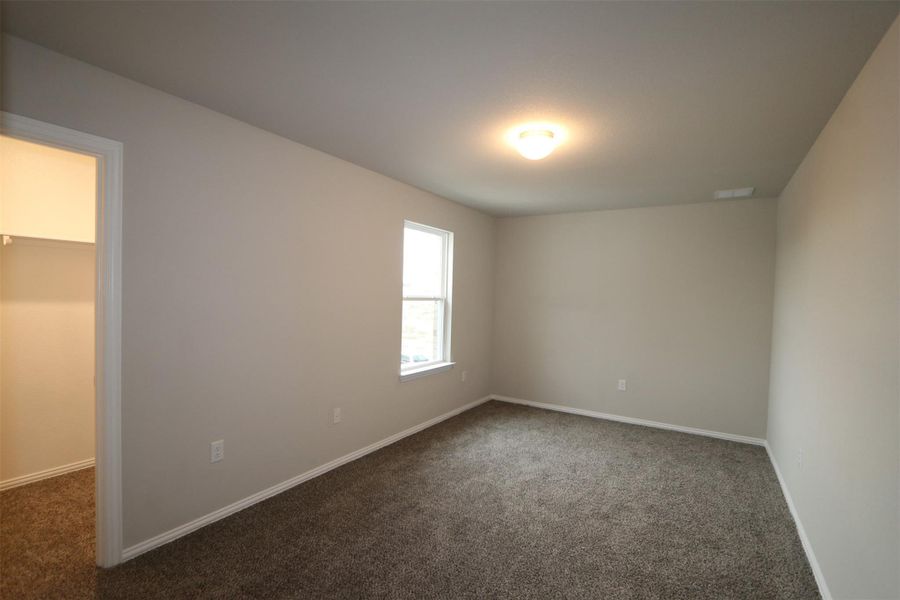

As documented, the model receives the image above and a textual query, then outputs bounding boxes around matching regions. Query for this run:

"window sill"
[399,361,455,382]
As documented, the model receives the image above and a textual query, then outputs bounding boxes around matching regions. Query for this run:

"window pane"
[401,299,442,366]
[403,227,444,297]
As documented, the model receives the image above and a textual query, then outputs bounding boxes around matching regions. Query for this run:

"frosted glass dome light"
[515,129,557,160]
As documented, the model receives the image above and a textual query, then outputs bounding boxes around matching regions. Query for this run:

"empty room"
[0,2,897,599]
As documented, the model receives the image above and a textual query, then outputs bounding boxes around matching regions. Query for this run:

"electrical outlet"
[333,407,342,424]
[617,379,627,392]
[210,440,224,463]
[461,370,468,383]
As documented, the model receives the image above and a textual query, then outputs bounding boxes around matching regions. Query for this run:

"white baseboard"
[765,443,832,600]
[122,394,492,561]
[0,458,95,492]
[491,394,766,446]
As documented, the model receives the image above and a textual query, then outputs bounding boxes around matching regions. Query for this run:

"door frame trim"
[2,111,124,567]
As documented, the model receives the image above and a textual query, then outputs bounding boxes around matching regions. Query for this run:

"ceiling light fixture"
[506,122,567,161]
[516,129,557,160]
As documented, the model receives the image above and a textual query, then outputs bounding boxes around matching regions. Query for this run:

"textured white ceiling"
[3,1,897,216]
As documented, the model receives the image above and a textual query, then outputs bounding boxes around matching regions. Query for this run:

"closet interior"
[0,134,96,495]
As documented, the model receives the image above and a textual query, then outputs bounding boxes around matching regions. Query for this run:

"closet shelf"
[1,233,95,246]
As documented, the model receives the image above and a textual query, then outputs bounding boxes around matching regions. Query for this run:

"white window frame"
[399,220,454,382]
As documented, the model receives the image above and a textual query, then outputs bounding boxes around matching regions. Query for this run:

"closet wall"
[0,135,96,489]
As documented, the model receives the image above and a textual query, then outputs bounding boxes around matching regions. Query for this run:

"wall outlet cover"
[210,440,224,463]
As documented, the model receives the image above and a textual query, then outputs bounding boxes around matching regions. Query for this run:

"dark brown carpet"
[1,401,819,599]
[1,465,95,598]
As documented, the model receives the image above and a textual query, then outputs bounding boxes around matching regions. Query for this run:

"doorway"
[0,113,123,572]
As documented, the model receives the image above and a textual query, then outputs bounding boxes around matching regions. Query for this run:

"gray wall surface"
[491,198,777,439]
[1,35,495,549]
[767,19,899,600]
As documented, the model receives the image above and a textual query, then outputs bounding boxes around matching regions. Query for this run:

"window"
[400,221,453,380]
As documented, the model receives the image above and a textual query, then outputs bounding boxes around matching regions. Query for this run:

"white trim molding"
[400,361,455,382]
[122,395,492,561]
[0,458,95,492]
[765,443,833,600]
[1,112,124,568]
[491,395,766,446]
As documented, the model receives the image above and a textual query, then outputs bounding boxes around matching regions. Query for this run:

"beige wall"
[0,239,95,484]
[0,135,96,243]
[1,35,495,548]
[768,19,899,600]
[491,198,776,439]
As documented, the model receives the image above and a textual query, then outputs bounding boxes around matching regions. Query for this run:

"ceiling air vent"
[714,187,755,200]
